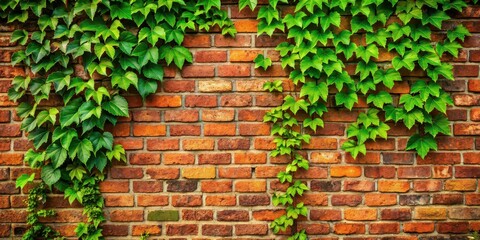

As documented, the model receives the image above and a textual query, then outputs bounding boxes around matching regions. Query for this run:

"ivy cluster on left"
[0,0,235,239]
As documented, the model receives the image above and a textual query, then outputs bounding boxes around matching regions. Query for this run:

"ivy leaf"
[254,54,272,70]
[398,109,424,129]
[425,92,453,114]
[67,165,86,181]
[89,132,114,152]
[112,69,138,90]
[137,78,158,100]
[10,29,28,45]
[387,23,411,41]
[335,91,358,110]
[447,25,471,42]
[369,122,390,140]
[411,80,441,101]
[74,139,93,165]
[303,118,324,132]
[355,61,377,80]
[357,78,376,95]
[333,30,351,46]
[366,29,390,47]
[373,68,401,89]
[60,98,82,128]
[257,19,284,36]
[410,25,431,41]
[258,6,279,25]
[319,11,341,31]
[355,44,379,63]
[399,94,424,112]
[283,12,306,28]
[41,165,61,186]
[351,16,373,33]
[367,91,393,108]
[102,95,129,117]
[436,41,462,58]
[427,63,454,81]
[16,173,35,190]
[406,134,437,158]
[336,42,357,60]
[46,143,68,169]
[327,71,354,92]
[425,114,451,137]
[422,11,450,29]
[132,43,158,67]
[110,1,132,20]
[118,31,137,54]
[295,0,324,13]
[78,100,101,121]
[300,81,328,103]
[160,46,192,69]
[418,52,441,70]
[392,51,418,71]
[342,140,366,159]
[106,144,126,162]
[29,128,50,149]
[282,96,309,114]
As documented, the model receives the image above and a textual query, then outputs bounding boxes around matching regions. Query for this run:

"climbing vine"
[243,0,476,239]
[1,0,235,239]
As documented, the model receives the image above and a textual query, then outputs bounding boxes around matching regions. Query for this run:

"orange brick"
[330,166,362,177]
[344,209,377,221]
[204,123,236,136]
[365,193,397,206]
[233,19,259,33]
[205,195,236,206]
[183,139,215,150]
[234,152,266,164]
[182,167,216,179]
[414,207,447,220]
[378,180,410,193]
[444,179,477,191]
[198,80,232,92]
[132,124,166,136]
[230,50,263,62]
[235,180,266,192]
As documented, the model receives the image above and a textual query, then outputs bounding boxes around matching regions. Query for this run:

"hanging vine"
[1,0,235,239]
[243,0,476,239]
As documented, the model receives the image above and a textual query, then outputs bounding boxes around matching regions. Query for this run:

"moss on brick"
[147,210,179,221]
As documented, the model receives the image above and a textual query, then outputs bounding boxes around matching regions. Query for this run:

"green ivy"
[1,0,235,239]
[242,0,476,239]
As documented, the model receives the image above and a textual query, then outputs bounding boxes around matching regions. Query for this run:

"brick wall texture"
[1,2,480,239]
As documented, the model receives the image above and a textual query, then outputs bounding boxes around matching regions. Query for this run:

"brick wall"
[1,2,480,239]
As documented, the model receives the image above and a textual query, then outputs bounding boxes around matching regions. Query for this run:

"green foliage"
[2,0,236,239]
[255,0,471,239]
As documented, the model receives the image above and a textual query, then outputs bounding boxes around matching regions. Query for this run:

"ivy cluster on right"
[244,0,475,239]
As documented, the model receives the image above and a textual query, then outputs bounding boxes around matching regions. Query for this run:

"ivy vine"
[245,0,476,239]
[1,0,235,239]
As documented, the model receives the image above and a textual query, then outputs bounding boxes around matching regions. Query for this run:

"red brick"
[146,167,180,179]
[145,95,182,107]
[181,65,215,78]
[166,224,198,235]
[147,139,179,151]
[194,50,227,62]
[170,125,201,136]
[182,209,213,221]
[0,153,23,166]
[414,180,442,192]
[202,224,232,236]
[110,210,143,222]
[310,209,342,221]
[133,181,163,193]
[365,193,397,206]
[185,95,217,107]
[205,195,236,206]
[331,194,362,207]
[219,167,252,178]
[163,80,195,92]
[369,223,399,234]
[132,124,166,136]
[172,195,202,207]
[183,34,210,47]
[163,153,195,165]
[137,195,169,206]
[164,110,198,122]
[218,64,251,77]
[202,109,235,121]
[334,223,366,235]
[235,224,268,235]
[397,166,431,179]
[204,123,236,136]
[99,181,129,193]
[215,34,251,47]
[404,222,435,233]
